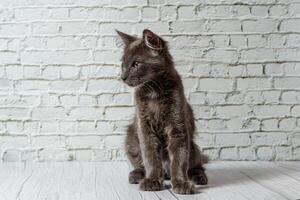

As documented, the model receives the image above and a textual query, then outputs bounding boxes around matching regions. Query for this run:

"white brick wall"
[0,0,299,162]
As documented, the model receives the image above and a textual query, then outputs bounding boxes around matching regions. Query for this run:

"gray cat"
[117,29,208,194]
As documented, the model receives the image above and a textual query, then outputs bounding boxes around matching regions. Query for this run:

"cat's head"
[116,29,171,87]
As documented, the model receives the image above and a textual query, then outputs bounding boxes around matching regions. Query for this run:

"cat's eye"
[132,61,140,68]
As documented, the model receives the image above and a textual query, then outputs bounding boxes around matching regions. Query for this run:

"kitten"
[116,29,208,194]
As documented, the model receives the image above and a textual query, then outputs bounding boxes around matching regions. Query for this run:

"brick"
[269,5,287,16]
[15,80,48,91]
[288,4,300,16]
[0,24,29,36]
[178,6,195,20]
[0,136,29,149]
[220,147,239,160]
[207,92,226,105]
[0,108,28,120]
[247,35,267,48]
[60,95,77,106]
[189,92,206,105]
[206,20,241,32]
[87,79,122,93]
[194,134,214,147]
[78,95,97,106]
[291,106,300,117]
[2,149,21,162]
[286,34,300,48]
[275,147,292,160]
[69,7,105,19]
[49,80,85,92]
[267,34,286,48]
[198,78,233,92]
[23,121,39,134]
[6,121,23,134]
[96,121,115,134]
[31,136,65,148]
[277,49,300,61]
[113,93,132,105]
[0,51,18,64]
[281,91,300,103]
[133,22,170,35]
[294,147,300,160]
[236,78,271,90]
[216,105,251,118]
[69,107,104,120]
[257,146,273,161]
[243,19,277,32]
[215,134,250,147]
[207,119,227,131]
[274,78,300,89]
[240,49,277,62]
[81,65,119,78]
[142,7,158,21]
[262,91,280,104]
[104,107,134,120]
[261,119,278,131]
[275,146,291,160]
[6,66,22,80]
[253,105,289,117]
[21,50,91,64]
[251,6,269,17]
[105,135,125,148]
[59,121,76,134]
[41,94,59,106]
[284,63,300,76]
[244,91,264,104]
[67,136,104,148]
[38,148,74,161]
[39,121,58,134]
[170,21,203,33]
[239,147,256,160]
[32,107,66,120]
[265,63,283,76]
[246,64,263,76]
[203,49,239,63]
[280,19,300,32]
[104,8,139,22]
[252,132,288,145]
[75,150,93,161]
[160,6,177,21]
[93,50,121,63]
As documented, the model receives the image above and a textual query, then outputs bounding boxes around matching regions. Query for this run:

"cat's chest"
[138,99,166,124]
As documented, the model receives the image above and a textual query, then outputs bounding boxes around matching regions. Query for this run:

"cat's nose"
[121,75,127,81]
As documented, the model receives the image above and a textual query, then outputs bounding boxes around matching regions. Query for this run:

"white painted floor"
[0,161,299,200]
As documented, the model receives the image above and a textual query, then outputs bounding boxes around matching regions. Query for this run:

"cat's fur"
[117,29,208,194]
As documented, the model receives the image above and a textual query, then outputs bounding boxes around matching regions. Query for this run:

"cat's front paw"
[139,178,163,191]
[172,180,195,194]
[193,171,208,185]
[129,168,145,184]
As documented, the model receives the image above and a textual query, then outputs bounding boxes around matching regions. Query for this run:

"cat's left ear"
[143,29,164,54]
[116,29,136,46]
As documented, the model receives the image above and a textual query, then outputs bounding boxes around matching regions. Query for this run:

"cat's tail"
[200,153,209,164]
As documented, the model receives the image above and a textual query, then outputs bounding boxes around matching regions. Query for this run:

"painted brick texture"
[0,0,299,161]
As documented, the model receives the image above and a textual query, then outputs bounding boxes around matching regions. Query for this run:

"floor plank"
[200,162,287,200]
[0,161,299,200]
[230,162,300,200]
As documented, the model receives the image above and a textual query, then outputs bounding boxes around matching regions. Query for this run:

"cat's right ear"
[115,30,136,46]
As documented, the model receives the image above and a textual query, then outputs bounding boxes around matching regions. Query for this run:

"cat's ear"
[116,30,136,46]
[143,29,164,53]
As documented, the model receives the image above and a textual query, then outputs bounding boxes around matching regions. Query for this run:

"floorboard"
[0,161,299,200]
